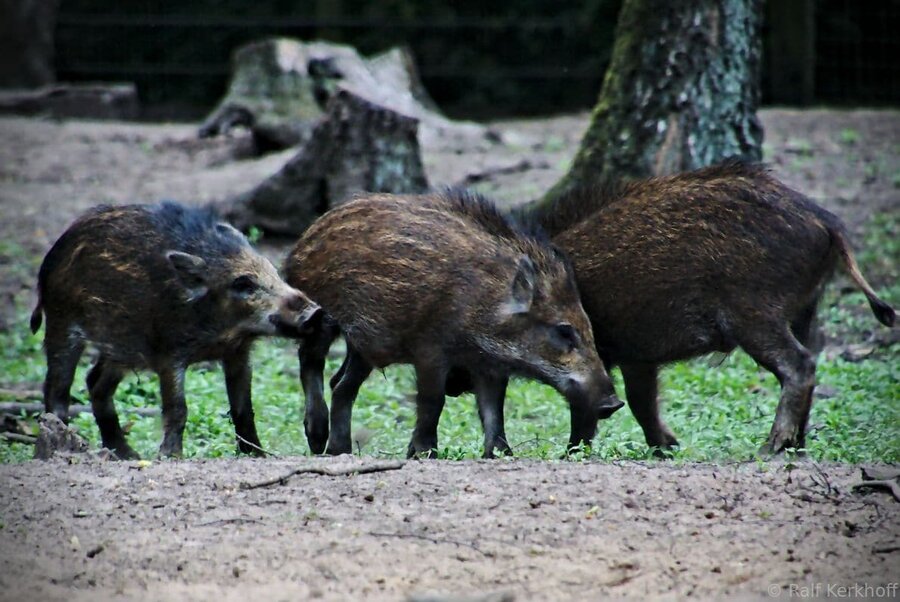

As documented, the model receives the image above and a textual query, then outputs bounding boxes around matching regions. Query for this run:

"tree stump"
[224,90,428,236]
[33,413,89,460]
[199,38,481,152]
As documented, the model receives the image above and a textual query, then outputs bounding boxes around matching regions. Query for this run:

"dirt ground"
[0,109,898,601]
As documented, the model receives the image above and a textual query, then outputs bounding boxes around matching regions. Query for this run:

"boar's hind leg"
[619,363,678,456]
[738,325,816,456]
[42,319,85,422]
[407,363,448,459]
[299,321,340,454]
[86,356,137,459]
[474,374,512,459]
[223,343,263,456]
[324,346,372,455]
[157,364,188,458]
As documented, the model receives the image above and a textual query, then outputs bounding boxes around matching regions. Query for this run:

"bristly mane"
[439,187,548,244]
[530,159,773,237]
[438,187,578,281]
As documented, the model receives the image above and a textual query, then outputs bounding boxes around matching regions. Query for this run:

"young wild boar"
[532,160,895,455]
[31,202,322,459]
[284,190,623,458]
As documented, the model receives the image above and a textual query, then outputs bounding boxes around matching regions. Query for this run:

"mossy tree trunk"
[542,0,763,204]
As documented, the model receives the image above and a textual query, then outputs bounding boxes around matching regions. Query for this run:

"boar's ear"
[297,304,324,336]
[502,255,536,316]
[166,251,209,301]
[215,222,246,242]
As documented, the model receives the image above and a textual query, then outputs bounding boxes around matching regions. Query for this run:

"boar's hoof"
[157,440,183,459]
[406,443,438,460]
[304,418,329,455]
[482,437,513,459]
[325,441,352,456]
[111,444,141,461]
[650,445,678,460]
[757,439,806,459]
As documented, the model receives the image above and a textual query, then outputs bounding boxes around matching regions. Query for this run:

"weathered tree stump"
[224,90,428,236]
[200,38,481,152]
[33,413,89,460]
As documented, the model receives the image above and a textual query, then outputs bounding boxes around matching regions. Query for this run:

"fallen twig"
[369,530,489,557]
[457,159,544,185]
[0,401,159,417]
[809,460,837,498]
[235,433,279,458]
[196,517,262,527]
[239,459,406,490]
[873,544,900,554]
[0,388,43,400]
[851,479,900,502]
[1,432,37,445]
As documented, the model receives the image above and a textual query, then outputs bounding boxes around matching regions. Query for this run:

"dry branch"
[235,433,279,458]
[240,459,406,490]
[0,401,159,417]
[1,432,37,445]
[369,530,489,557]
[851,480,900,502]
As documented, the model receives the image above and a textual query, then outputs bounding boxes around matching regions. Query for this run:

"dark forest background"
[53,0,900,120]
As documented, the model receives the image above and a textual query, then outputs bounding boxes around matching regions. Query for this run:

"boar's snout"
[269,291,323,338]
[596,394,624,419]
[563,369,623,424]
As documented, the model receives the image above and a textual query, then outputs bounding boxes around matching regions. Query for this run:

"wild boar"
[31,201,321,459]
[285,190,623,458]
[533,160,895,455]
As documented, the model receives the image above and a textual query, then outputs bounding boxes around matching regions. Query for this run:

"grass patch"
[1,293,896,464]
[838,128,860,145]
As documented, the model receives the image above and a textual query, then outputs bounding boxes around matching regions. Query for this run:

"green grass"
[1,293,896,464]
[838,128,860,146]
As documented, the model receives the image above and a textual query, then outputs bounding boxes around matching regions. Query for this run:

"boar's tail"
[30,299,43,334]
[832,228,895,327]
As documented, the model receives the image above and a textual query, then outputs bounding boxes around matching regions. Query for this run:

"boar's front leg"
[325,345,372,455]
[86,356,138,460]
[619,362,678,456]
[474,373,512,459]
[407,361,448,459]
[223,342,264,456]
[157,363,189,458]
[299,320,339,454]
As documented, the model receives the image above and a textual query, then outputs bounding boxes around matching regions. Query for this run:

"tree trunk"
[224,90,428,236]
[0,0,59,88]
[542,0,763,204]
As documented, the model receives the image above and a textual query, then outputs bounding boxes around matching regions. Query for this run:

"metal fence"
[53,1,900,119]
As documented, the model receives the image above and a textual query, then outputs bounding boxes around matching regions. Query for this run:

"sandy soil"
[1,456,897,601]
[0,109,898,601]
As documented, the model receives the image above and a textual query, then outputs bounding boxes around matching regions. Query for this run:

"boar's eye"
[552,323,579,351]
[230,275,258,296]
